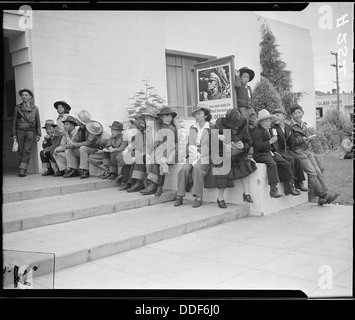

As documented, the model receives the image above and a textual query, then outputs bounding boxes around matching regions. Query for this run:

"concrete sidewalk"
[34,202,353,298]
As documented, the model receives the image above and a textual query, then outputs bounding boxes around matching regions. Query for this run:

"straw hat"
[76,110,92,125]
[86,120,103,135]
[254,109,276,126]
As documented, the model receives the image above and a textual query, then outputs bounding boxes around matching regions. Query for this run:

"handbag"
[12,138,19,152]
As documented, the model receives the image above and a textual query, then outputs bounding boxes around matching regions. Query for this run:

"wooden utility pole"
[330,51,342,111]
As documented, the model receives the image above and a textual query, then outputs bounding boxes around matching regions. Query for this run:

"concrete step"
[2,173,118,203]
[3,201,250,281]
[3,187,176,233]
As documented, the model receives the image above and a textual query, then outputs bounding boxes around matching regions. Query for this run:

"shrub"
[252,76,282,114]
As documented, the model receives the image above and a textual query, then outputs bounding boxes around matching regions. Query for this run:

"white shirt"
[192,121,210,146]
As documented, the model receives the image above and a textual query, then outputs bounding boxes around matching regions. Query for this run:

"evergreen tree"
[252,76,282,113]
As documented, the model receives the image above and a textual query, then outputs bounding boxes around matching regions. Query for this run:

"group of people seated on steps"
[12,66,339,207]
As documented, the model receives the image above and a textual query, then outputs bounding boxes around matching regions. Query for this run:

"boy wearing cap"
[53,115,80,176]
[234,67,257,132]
[99,121,127,180]
[12,88,41,177]
[54,100,71,133]
[271,108,308,192]
[40,120,63,176]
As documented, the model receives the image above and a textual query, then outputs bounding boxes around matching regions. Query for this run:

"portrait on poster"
[194,55,236,121]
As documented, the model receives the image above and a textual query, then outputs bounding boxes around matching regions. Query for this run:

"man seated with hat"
[40,119,63,176]
[53,115,81,176]
[78,120,110,179]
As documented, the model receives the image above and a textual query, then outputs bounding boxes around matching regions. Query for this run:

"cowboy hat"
[157,106,177,118]
[54,100,71,111]
[76,110,92,125]
[254,109,276,126]
[18,88,33,97]
[191,103,211,117]
[238,67,255,82]
[109,121,124,131]
[86,120,103,135]
[272,108,287,116]
[62,115,78,126]
[223,108,246,129]
[42,119,58,129]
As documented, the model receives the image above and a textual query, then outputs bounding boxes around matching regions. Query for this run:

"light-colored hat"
[76,110,91,125]
[191,103,211,117]
[86,120,103,135]
[255,109,276,126]
[42,119,58,129]
[209,72,222,87]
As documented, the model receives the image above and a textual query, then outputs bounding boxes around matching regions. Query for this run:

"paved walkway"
[35,202,353,298]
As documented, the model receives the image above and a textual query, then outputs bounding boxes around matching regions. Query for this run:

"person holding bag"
[12,88,41,177]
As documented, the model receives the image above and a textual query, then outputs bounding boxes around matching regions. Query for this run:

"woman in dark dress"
[211,108,257,208]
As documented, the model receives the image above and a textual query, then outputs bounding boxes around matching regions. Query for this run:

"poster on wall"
[194,55,236,121]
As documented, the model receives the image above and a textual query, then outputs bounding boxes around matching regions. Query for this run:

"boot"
[118,182,130,191]
[295,181,308,192]
[126,180,144,193]
[42,167,55,176]
[284,180,301,196]
[174,196,183,207]
[140,181,158,195]
[18,168,27,177]
[155,175,165,197]
[80,169,90,179]
[269,185,282,198]
[325,192,339,204]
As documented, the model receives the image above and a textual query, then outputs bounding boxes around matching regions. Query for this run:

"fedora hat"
[139,106,159,119]
[42,119,58,129]
[18,88,33,97]
[76,110,91,125]
[109,121,124,131]
[157,106,177,118]
[224,108,246,129]
[62,115,78,126]
[272,108,287,116]
[209,72,222,87]
[191,103,211,117]
[54,100,71,112]
[254,109,276,126]
[238,67,255,82]
[86,120,103,135]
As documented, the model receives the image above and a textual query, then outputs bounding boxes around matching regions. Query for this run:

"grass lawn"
[316,150,353,206]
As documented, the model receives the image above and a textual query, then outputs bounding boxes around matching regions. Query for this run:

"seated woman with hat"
[140,106,179,196]
[54,100,71,133]
[174,103,214,208]
[206,108,257,208]
[252,109,299,198]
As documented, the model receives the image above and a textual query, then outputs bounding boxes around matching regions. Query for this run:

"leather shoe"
[42,167,55,176]
[99,170,109,179]
[325,192,339,204]
[270,186,282,198]
[284,181,301,196]
[18,169,26,177]
[118,182,130,191]
[243,193,253,203]
[80,169,90,179]
[318,196,327,206]
[53,170,65,177]
[126,180,144,192]
[107,173,118,180]
[192,197,202,208]
[295,181,308,192]
[63,168,80,178]
[140,182,157,195]
[217,199,227,209]
[155,186,163,197]
[174,196,183,207]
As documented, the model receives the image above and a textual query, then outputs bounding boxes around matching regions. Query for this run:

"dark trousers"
[121,165,132,184]
[253,152,293,186]
[40,149,56,165]
[279,151,305,182]
[16,129,35,170]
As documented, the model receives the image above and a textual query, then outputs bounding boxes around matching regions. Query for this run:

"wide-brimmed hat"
[191,103,211,117]
[76,110,91,125]
[209,72,222,87]
[255,109,276,126]
[62,115,78,126]
[42,119,58,129]
[109,121,124,131]
[223,108,246,129]
[139,106,159,119]
[130,118,146,132]
[272,108,287,116]
[157,106,177,118]
[54,100,71,112]
[86,120,103,135]
[18,88,33,97]
[238,67,255,82]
